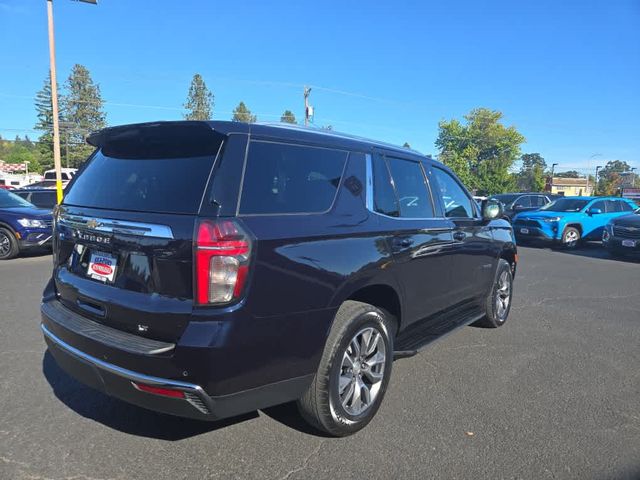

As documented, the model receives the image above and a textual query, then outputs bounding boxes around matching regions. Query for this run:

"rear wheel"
[0,227,19,260]
[297,300,394,436]
[561,226,581,249]
[475,259,513,328]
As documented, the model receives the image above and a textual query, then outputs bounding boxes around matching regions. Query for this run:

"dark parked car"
[13,189,58,211]
[489,193,559,221]
[0,189,52,260]
[41,121,517,436]
[602,207,640,256]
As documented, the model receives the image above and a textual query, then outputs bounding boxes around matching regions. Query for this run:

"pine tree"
[183,74,214,120]
[61,64,106,167]
[34,72,59,170]
[280,110,296,124]
[232,102,257,123]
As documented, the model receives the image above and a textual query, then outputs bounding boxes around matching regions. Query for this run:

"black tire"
[475,259,513,328]
[0,227,19,260]
[561,226,581,249]
[297,300,395,437]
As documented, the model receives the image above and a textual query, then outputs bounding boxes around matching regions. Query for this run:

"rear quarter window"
[239,141,347,215]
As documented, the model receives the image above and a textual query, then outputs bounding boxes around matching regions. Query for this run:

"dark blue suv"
[0,189,52,260]
[41,121,517,436]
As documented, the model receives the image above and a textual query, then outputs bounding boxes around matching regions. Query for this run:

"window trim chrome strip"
[58,214,174,239]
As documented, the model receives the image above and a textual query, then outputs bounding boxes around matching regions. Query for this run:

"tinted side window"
[514,196,531,207]
[30,192,57,208]
[432,168,475,218]
[385,157,434,218]
[590,200,606,212]
[619,201,634,212]
[239,141,347,215]
[372,155,399,217]
[532,196,547,207]
[604,200,619,212]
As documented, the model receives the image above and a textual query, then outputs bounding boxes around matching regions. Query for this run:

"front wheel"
[0,227,19,260]
[561,226,581,249]
[475,259,513,328]
[297,300,395,436]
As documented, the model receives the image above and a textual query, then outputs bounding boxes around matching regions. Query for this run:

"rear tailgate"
[52,122,225,343]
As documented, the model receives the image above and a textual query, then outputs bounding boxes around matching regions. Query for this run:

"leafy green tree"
[34,72,60,170]
[517,153,547,192]
[231,101,257,123]
[280,110,296,124]
[4,136,42,173]
[184,73,214,120]
[61,64,106,167]
[436,108,525,194]
[556,170,580,178]
[598,160,631,195]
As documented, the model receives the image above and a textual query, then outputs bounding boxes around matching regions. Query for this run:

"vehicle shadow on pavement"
[520,241,640,264]
[42,351,259,440]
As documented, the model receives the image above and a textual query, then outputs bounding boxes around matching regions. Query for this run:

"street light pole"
[595,165,602,195]
[46,0,63,204]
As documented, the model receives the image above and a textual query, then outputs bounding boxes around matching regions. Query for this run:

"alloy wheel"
[338,327,386,416]
[0,232,10,257]
[495,270,511,320]
[564,230,579,246]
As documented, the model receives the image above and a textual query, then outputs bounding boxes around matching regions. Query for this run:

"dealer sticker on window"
[87,251,117,283]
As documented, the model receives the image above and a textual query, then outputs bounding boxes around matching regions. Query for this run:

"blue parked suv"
[513,196,637,248]
[0,189,53,259]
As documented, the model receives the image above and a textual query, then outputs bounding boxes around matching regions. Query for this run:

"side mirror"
[589,208,602,215]
[481,199,503,221]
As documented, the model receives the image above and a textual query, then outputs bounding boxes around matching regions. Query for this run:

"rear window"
[64,150,218,214]
[239,141,347,215]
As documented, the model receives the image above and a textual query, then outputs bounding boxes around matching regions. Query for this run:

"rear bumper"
[42,323,215,420]
[40,297,317,421]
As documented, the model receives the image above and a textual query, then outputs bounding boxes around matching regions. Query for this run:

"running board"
[393,306,485,360]
[393,350,418,360]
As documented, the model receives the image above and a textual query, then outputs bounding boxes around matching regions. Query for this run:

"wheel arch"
[0,221,17,235]
[564,223,583,236]
[329,277,403,336]
[499,243,517,276]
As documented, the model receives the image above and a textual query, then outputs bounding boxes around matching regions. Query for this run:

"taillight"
[195,219,252,305]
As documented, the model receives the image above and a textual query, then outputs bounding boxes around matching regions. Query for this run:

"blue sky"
[0,0,638,174]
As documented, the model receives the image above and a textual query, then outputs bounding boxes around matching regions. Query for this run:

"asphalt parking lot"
[1,245,638,480]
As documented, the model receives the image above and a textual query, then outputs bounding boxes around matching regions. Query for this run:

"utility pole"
[304,86,312,126]
[46,0,63,204]
[595,165,602,195]
[45,0,97,203]
[550,163,558,193]
[631,167,637,187]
